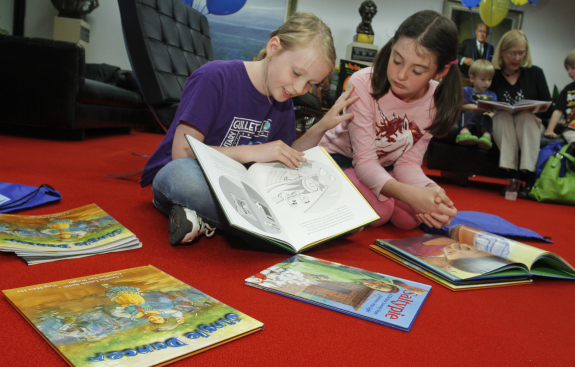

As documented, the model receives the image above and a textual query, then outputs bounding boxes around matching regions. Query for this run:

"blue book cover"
[245,255,431,331]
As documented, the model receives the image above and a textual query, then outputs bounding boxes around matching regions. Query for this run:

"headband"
[448,60,458,65]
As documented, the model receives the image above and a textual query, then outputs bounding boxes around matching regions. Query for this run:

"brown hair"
[565,49,575,69]
[370,10,463,137]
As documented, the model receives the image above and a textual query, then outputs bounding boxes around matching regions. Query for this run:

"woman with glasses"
[489,30,552,198]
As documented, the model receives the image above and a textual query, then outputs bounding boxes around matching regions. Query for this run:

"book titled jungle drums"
[3,265,263,367]
[246,255,431,331]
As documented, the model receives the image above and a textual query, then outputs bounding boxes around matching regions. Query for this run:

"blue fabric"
[536,142,567,179]
[0,183,62,213]
[420,211,552,243]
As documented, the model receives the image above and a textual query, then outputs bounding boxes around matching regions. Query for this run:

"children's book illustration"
[246,255,431,331]
[265,160,342,214]
[3,265,263,367]
[372,225,575,291]
[0,204,141,264]
[186,135,380,253]
[219,175,281,234]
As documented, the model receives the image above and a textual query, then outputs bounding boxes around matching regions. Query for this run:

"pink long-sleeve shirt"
[319,67,437,201]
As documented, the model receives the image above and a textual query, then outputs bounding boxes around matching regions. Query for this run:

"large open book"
[245,255,431,331]
[185,135,379,253]
[3,265,263,367]
[477,99,552,114]
[371,225,575,291]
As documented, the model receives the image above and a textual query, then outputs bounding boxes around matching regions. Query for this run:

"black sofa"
[0,35,156,140]
[426,123,566,185]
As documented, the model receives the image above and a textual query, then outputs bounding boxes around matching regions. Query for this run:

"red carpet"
[1,129,574,366]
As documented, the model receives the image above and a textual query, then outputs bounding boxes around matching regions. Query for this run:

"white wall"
[23,0,575,91]
[24,0,132,70]
[0,0,14,34]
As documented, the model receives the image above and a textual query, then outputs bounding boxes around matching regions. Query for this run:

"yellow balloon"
[510,0,528,5]
[479,0,510,28]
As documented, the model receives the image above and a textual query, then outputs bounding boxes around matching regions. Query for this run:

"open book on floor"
[3,265,263,367]
[477,99,552,114]
[0,203,141,265]
[245,255,431,331]
[371,225,575,291]
[185,135,379,253]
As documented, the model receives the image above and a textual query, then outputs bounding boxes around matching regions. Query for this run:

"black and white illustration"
[219,176,281,234]
[264,160,342,214]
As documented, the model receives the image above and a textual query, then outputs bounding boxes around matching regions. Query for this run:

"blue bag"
[0,183,62,213]
[420,211,551,243]
[536,141,566,179]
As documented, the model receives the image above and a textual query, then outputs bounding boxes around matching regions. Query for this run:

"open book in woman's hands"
[477,99,552,114]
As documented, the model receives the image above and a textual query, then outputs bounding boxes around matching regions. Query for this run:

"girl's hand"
[405,186,457,229]
[544,130,557,138]
[248,141,306,169]
[316,86,360,131]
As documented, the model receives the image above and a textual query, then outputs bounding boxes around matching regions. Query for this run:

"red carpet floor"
[1,130,574,366]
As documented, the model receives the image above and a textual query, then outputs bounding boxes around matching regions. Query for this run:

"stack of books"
[0,203,141,264]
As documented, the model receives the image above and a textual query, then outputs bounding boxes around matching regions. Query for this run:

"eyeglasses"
[505,50,526,58]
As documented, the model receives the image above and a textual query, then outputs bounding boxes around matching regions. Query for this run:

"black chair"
[0,35,155,140]
[427,123,566,186]
[117,0,215,131]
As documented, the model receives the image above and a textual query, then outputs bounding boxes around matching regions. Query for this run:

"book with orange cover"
[371,225,575,291]
[3,265,263,367]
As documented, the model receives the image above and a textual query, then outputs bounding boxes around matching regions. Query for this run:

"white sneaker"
[169,205,215,246]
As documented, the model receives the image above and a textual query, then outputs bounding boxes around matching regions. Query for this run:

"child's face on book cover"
[442,243,493,261]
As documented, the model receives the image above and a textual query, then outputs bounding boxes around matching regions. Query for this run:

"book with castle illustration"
[245,255,431,331]
[185,135,380,253]
[371,225,575,291]
[3,265,264,367]
[477,99,552,114]
[0,203,141,265]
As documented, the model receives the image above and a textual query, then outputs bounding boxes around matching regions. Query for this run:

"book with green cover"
[3,265,264,367]
[371,225,575,291]
[0,203,141,264]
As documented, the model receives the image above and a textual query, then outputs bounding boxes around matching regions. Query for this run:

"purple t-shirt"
[141,60,296,187]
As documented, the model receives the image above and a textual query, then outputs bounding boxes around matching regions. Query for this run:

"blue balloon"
[206,0,247,15]
[461,0,481,8]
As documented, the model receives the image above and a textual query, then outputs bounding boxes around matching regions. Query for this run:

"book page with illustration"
[186,135,379,252]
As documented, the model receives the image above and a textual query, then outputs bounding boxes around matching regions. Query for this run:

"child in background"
[140,13,358,247]
[544,49,575,146]
[456,59,497,150]
[319,10,461,230]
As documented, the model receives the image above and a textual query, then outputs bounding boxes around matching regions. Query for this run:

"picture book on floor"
[245,255,431,331]
[0,203,141,265]
[3,265,264,367]
[185,135,380,253]
[477,99,552,114]
[371,224,575,291]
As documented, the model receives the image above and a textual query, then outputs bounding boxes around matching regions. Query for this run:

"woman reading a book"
[489,30,553,198]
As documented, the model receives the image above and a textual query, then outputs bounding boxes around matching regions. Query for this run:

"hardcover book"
[185,135,380,253]
[3,265,264,367]
[371,225,575,291]
[245,255,431,331]
[477,99,552,114]
[0,203,141,264]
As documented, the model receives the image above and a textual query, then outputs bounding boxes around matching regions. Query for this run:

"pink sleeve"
[393,132,435,187]
[346,72,394,201]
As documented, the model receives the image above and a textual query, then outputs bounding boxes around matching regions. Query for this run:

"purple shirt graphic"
[141,60,296,187]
